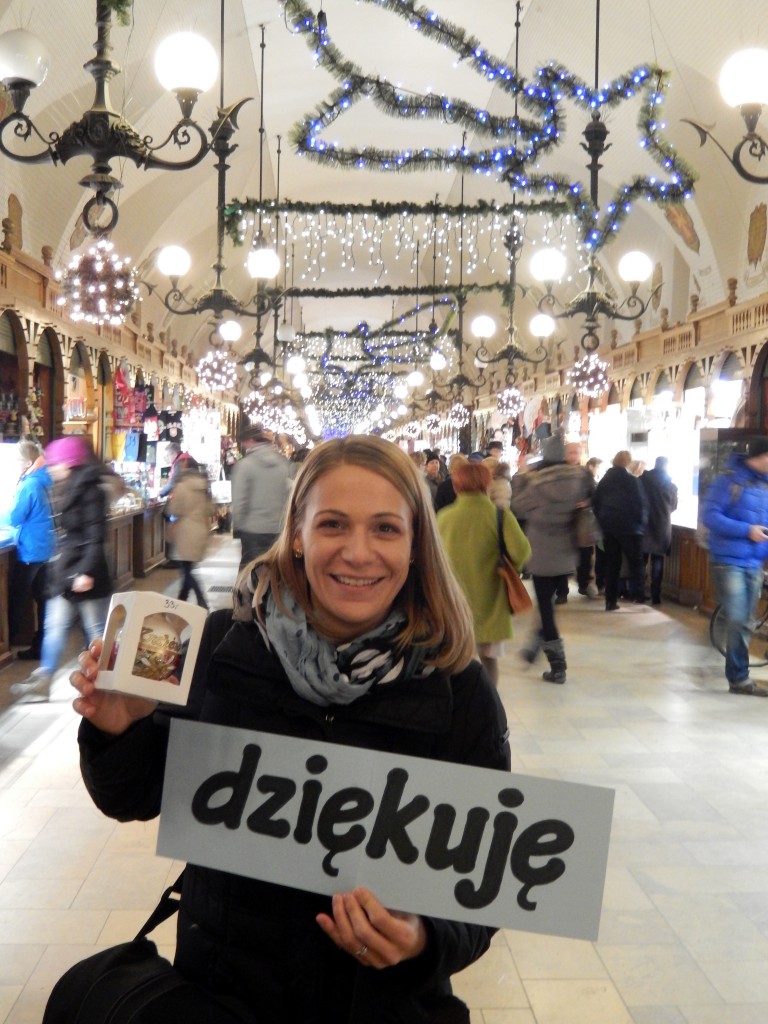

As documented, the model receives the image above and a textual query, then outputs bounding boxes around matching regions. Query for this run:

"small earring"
[294,549,303,559]
[409,557,415,565]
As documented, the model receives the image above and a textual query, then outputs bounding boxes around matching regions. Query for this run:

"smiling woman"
[70,434,512,1023]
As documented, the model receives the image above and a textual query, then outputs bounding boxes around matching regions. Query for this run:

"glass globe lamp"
[285,354,306,375]
[246,244,281,280]
[218,320,242,343]
[471,314,496,339]
[618,250,653,284]
[0,28,49,109]
[277,323,297,345]
[157,245,191,279]
[154,32,218,95]
[530,248,567,283]
[719,48,768,108]
[529,313,556,338]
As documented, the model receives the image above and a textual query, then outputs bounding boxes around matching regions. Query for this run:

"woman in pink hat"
[11,436,113,702]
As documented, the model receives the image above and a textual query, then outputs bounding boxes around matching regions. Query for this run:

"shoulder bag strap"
[496,506,509,560]
[135,870,185,939]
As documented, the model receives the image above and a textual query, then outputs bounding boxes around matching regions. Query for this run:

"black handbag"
[43,873,252,1024]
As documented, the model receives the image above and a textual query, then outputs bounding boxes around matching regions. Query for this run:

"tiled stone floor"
[1,536,767,1023]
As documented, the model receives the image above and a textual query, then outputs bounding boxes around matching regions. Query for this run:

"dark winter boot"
[541,638,567,684]
[519,630,543,665]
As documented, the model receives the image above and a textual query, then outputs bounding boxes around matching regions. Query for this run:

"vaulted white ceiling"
[1,0,767,387]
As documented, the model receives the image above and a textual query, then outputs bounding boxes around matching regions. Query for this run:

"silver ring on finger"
[354,944,368,958]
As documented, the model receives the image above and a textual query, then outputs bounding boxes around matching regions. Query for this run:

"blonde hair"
[17,440,41,464]
[613,450,632,469]
[248,435,476,673]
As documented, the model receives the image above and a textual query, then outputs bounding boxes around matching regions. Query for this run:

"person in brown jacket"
[165,456,214,609]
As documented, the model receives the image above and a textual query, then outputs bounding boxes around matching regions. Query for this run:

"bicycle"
[709,575,768,667]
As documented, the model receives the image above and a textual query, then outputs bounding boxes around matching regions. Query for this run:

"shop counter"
[104,508,137,591]
[132,501,167,577]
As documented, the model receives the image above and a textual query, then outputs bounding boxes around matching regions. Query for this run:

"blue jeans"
[710,563,764,685]
[40,594,110,677]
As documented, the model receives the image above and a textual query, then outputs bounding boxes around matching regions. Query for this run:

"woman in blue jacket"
[4,441,54,659]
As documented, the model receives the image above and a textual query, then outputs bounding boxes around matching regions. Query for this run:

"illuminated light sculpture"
[56,237,138,326]
[566,352,609,397]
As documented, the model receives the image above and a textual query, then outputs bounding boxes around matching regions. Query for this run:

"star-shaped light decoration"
[284,0,696,251]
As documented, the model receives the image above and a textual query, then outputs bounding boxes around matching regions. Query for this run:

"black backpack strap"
[135,871,184,939]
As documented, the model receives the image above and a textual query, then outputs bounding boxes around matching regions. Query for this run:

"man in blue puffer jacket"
[702,437,768,696]
[3,441,55,659]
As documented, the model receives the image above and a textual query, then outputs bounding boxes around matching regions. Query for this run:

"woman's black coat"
[78,610,511,1024]
[47,462,112,601]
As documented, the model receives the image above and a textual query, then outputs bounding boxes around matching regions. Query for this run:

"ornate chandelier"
[55,237,138,326]
[566,353,609,397]
[0,1,222,234]
[424,413,441,434]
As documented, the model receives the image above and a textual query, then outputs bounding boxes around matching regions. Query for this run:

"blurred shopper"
[165,456,214,610]
[702,437,768,696]
[434,452,467,512]
[593,450,649,611]
[10,436,112,702]
[641,456,678,605]
[511,435,593,683]
[3,440,54,660]
[485,458,513,510]
[438,460,530,686]
[562,441,598,599]
[231,425,293,570]
[423,450,442,507]
[585,457,606,592]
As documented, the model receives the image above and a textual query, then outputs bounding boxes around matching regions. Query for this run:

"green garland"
[280,0,697,253]
[103,0,133,27]
[223,197,569,247]
[278,281,508,301]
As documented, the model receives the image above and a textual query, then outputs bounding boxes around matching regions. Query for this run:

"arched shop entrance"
[35,327,64,445]
[0,310,28,443]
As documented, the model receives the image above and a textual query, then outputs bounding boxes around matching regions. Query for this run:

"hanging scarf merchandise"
[233,572,432,707]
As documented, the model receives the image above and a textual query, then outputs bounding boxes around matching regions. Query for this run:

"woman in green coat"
[437,460,530,685]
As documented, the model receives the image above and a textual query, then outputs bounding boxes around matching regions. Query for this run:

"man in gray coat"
[231,426,293,570]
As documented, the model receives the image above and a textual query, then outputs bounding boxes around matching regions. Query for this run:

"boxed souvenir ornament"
[96,592,208,706]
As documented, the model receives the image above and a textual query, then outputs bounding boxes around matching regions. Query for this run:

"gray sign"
[158,720,614,939]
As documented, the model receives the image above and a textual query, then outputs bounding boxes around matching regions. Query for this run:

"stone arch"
[37,326,65,441]
[0,310,29,440]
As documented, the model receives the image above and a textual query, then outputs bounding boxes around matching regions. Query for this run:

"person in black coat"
[593,450,649,611]
[640,457,678,605]
[433,453,468,512]
[11,436,112,702]
[70,436,511,1024]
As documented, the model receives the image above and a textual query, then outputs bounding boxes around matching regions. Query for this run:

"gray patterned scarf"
[234,572,431,706]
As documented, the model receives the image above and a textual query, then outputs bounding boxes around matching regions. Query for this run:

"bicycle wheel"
[709,602,768,667]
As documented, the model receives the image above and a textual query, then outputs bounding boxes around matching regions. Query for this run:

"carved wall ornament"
[651,261,663,311]
[664,204,700,254]
[747,203,767,267]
